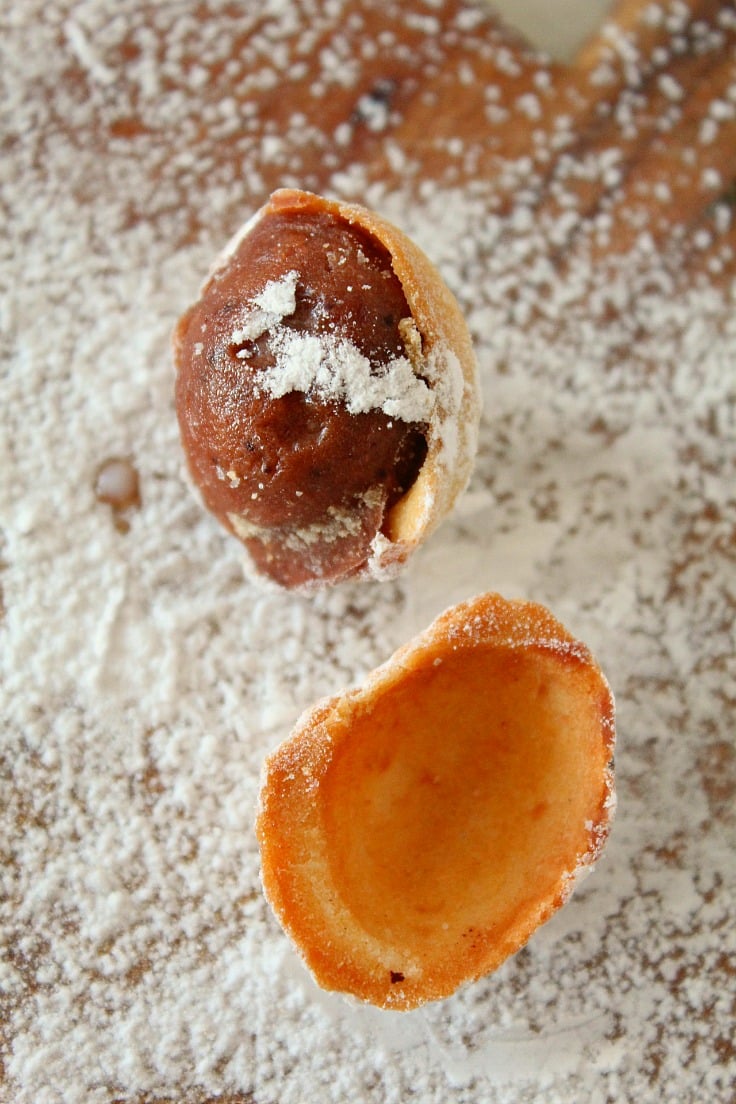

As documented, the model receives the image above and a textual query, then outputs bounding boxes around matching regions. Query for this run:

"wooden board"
[2,2,735,1103]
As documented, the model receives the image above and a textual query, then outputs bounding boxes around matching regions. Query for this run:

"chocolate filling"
[175,198,428,585]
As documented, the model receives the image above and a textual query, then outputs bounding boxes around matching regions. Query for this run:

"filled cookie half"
[257,592,615,1010]
[174,189,480,589]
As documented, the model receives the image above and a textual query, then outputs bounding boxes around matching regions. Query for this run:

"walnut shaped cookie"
[174,188,480,589]
[257,593,616,1010]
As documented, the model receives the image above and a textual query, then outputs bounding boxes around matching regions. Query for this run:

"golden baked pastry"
[257,593,615,1010]
[174,188,480,589]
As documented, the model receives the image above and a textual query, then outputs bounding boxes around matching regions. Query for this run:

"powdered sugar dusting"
[231,270,300,343]
[258,329,435,421]
[3,1,735,1103]
[228,267,436,422]
[253,270,300,317]
[422,342,467,472]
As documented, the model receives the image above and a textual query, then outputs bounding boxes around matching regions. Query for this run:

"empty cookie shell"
[257,592,616,1010]
[174,189,480,589]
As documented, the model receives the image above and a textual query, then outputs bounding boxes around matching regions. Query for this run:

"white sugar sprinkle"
[258,330,435,422]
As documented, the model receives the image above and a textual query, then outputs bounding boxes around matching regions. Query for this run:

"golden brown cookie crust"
[257,592,615,1010]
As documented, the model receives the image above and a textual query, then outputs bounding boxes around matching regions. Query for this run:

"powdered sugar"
[257,327,435,421]
[228,264,436,421]
[2,1,735,1103]
[252,270,300,317]
[231,271,300,343]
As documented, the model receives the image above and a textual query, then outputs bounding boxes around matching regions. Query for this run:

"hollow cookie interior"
[257,593,615,1010]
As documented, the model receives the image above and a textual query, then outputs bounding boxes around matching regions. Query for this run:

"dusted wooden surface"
[2,2,735,1102]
